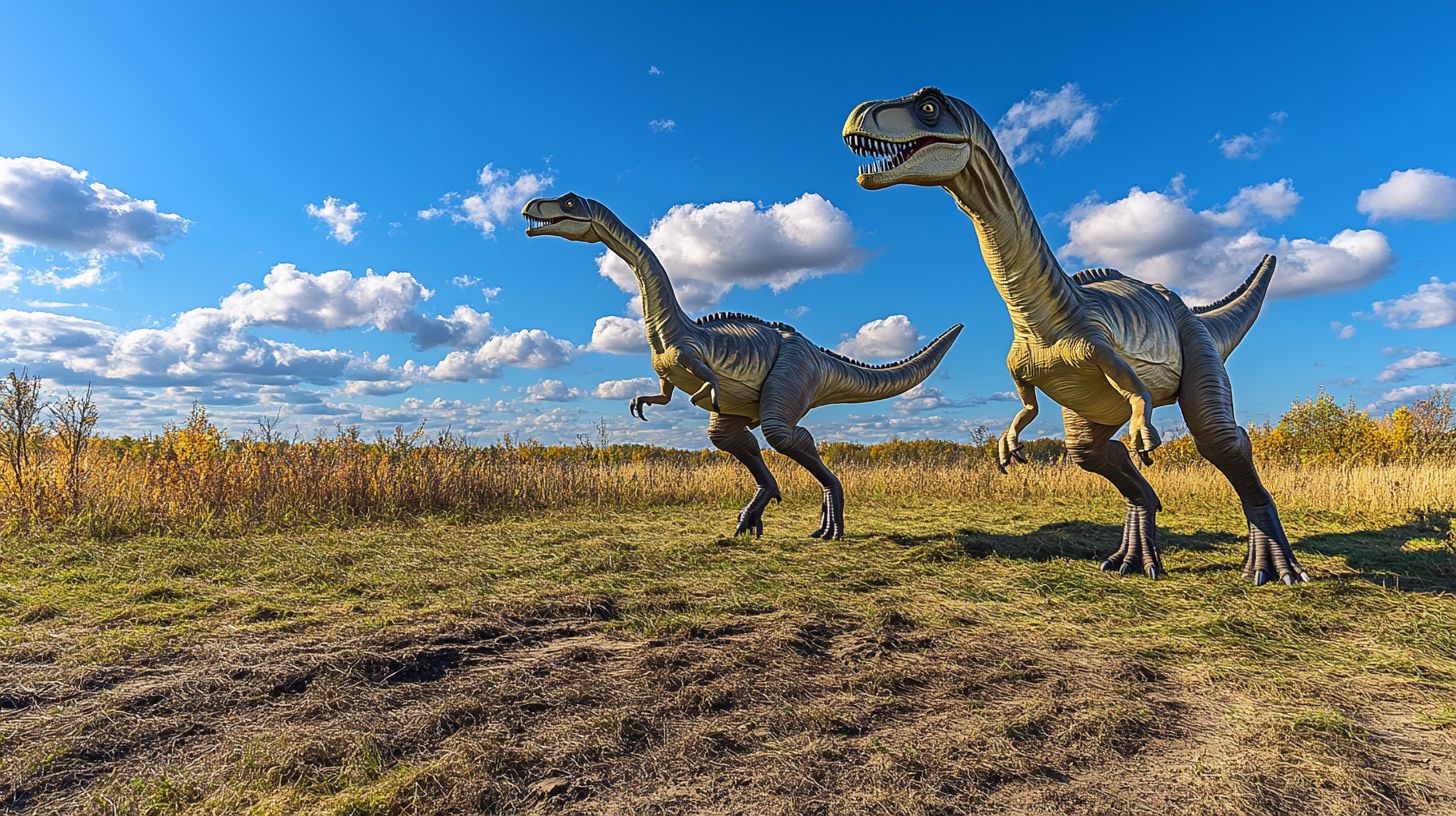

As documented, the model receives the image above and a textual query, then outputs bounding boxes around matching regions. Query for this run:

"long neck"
[594,210,693,351]
[942,110,1084,341]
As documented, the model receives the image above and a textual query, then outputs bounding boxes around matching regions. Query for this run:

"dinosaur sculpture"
[523,192,963,539]
[843,87,1308,586]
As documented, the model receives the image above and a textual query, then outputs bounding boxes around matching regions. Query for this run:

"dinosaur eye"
[918,99,940,124]
[563,198,575,210]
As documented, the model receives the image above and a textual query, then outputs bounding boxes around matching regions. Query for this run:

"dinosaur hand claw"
[1130,424,1160,466]
[996,430,1024,474]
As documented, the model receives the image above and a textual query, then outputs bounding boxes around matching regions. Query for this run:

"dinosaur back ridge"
[1071,267,1126,286]
[1189,257,1272,315]
[695,311,798,333]
[694,310,943,371]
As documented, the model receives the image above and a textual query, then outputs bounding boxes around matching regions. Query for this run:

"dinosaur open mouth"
[524,216,562,229]
[844,134,942,174]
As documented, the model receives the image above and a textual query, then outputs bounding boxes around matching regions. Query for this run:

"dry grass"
[2,391,1453,813]
[1,387,1452,538]
[3,432,1453,540]
[3,475,1455,814]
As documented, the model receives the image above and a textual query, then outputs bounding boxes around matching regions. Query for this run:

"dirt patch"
[3,605,1453,815]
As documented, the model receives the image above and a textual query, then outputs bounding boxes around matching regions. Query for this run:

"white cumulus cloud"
[1331,321,1356,340]
[1212,179,1302,224]
[0,156,188,255]
[305,197,365,243]
[0,156,188,286]
[0,256,18,292]
[1357,169,1456,222]
[586,315,649,354]
[428,329,576,381]
[1377,349,1456,383]
[30,258,108,289]
[218,263,493,349]
[836,314,920,360]
[1370,383,1456,413]
[1061,177,1394,301]
[524,379,584,402]
[994,83,1100,166]
[1371,277,1456,329]
[593,377,660,400]
[1214,111,1286,160]
[343,378,413,397]
[421,164,553,237]
[595,193,865,313]
[894,384,1018,413]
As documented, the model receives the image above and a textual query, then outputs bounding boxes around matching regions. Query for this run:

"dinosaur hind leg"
[1064,409,1166,579]
[759,348,842,539]
[707,413,780,538]
[1174,311,1308,586]
[763,419,842,539]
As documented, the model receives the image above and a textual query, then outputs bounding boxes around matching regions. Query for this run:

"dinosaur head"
[522,193,600,242]
[842,87,977,189]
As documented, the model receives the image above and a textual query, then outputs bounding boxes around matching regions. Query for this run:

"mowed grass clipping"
[3,469,1455,815]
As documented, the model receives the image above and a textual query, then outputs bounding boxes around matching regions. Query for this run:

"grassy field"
[3,461,1455,815]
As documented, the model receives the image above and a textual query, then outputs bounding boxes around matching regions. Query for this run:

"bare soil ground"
[3,497,1455,814]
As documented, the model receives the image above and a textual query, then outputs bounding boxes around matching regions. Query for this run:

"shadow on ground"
[1297,511,1455,593]
[886,513,1456,593]
[886,522,1231,563]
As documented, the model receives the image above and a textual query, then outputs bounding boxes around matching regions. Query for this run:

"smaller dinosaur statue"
[524,192,963,539]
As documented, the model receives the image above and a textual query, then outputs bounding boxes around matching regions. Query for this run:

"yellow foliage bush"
[0,383,1451,539]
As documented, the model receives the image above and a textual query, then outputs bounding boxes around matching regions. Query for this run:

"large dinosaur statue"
[843,87,1308,586]
[523,192,963,539]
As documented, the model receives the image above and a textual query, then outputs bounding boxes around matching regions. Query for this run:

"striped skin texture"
[847,88,1304,586]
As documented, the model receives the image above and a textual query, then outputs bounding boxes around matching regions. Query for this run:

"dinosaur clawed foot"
[807,484,845,540]
[1101,503,1164,579]
[1241,502,1310,586]
[732,487,781,538]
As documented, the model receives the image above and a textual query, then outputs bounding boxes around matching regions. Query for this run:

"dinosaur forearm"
[1008,378,1039,434]
[680,355,721,411]
[1096,350,1152,421]
[1092,345,1160,460]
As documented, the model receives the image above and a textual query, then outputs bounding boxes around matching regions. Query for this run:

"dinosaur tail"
[815,323,964,405]
[1193,255,1276,361]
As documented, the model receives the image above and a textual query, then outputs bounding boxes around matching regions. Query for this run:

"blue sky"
[2,2,1453,446]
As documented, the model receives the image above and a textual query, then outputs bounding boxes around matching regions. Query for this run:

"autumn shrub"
[0,373,1451,539]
